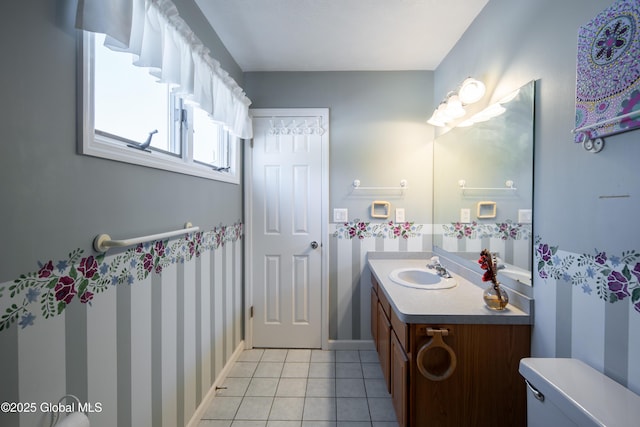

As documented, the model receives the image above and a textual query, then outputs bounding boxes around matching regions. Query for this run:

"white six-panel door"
[246,109,328,348]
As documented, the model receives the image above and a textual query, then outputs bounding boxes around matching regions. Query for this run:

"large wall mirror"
[433,80,535,286]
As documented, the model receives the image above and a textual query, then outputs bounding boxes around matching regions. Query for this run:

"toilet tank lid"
[519,358,640,427]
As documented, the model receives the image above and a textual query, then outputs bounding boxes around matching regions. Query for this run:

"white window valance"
[76,0,253,139]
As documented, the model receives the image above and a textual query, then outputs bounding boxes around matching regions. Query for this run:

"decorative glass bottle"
[483,282,509,310]
[478,249,509,310]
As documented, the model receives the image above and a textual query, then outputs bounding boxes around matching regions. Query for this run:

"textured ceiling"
[195,0,489,71]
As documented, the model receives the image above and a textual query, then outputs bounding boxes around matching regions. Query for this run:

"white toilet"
[519,358,640,427]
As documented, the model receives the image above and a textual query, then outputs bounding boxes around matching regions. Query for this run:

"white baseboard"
[186,340,245,427]
[326,339,375,351]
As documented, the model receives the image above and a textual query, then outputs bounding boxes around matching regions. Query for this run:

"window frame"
[77,32,240,184]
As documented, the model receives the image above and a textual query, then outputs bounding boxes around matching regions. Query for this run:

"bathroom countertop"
[368,256,532,325]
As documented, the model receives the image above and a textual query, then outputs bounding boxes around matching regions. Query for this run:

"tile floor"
[199,349,399,427]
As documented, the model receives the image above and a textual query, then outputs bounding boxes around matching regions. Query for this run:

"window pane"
[93,34,175,154]
[193,107,224,167]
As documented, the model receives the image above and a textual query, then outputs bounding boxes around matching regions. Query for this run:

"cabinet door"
[371,287,378,349]
[412,324,531,427]
[391,332,408,427]
[377,302,391,392]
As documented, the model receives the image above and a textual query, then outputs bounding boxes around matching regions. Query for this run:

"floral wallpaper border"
[333,220,423,240]
[442,220,532,240]
[0,222,243,332]
[535,236,640,314]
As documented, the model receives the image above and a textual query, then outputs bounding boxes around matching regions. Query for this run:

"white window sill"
[79,134,239,184]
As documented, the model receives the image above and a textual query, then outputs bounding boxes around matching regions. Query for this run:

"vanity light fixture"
[444,94,466,119]
[458,78,486,104]
[427,77,486,127]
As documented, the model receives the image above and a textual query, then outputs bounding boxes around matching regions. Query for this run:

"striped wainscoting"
[329,221,433,342]
[533,238,640,394]
[0,224,243,427]
[438,221,533,271]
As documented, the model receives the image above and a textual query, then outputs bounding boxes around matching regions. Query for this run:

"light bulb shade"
[427,115,446,127]
[458,78,486,104]
[434,102,453,122]
[456,119,475,127]
[444,95,466,118]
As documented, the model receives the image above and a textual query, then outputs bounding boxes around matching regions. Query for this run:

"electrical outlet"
[460,208,471,223]
[395,208,405,222]
[333,208,348,222]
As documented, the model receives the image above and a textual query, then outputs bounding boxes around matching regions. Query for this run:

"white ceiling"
[195,0,489,72]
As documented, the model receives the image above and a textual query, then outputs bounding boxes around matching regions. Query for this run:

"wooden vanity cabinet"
[372,277,392,391]
[371,275,408,418]
[371,274,531,427]
[377,302,392,391]
[390,331,409,426]
[370,287,378,347]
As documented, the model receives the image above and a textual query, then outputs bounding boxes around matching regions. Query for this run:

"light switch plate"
[460,208,471,223]
[333,208,348,222]
[395,208,405,222]
[518,209,532,223]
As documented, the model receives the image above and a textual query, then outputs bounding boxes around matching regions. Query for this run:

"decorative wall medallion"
[333,220,423,240]
[0,223,243,332]
[535,236,640,314]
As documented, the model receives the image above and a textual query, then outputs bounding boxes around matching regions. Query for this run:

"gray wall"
[437,0,640,392]
[244,71,435,224]
[0,0,243,283]
[0,1,246,426]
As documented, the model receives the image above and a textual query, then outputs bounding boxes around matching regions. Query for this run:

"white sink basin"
[388,268,457,290]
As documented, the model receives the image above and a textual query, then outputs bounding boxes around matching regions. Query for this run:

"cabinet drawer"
[377,287,391,319]
[370,273,379,295]
[391,310,409,351]
[370,287,378,346]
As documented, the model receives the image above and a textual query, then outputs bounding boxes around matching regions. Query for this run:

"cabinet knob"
[416,328,457,381]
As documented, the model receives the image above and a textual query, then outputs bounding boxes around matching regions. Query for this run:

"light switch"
[395,208,405,222]
[460,208,471,223]
[518,209,532,224]
[333,208,348,222]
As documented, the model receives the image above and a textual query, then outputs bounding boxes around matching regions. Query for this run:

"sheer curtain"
[76,0,253,139]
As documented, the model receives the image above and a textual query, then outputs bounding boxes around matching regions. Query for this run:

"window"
[79,33,240,184]
[191,106,230,171]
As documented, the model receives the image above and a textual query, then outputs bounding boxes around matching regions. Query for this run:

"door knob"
[310,241,319,249]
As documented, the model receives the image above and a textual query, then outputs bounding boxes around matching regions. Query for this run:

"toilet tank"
[519,358,640,427]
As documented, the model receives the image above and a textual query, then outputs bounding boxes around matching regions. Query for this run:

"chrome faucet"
[426,256,452,278]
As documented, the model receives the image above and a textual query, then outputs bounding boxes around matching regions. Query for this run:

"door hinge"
[250,306,254,318]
